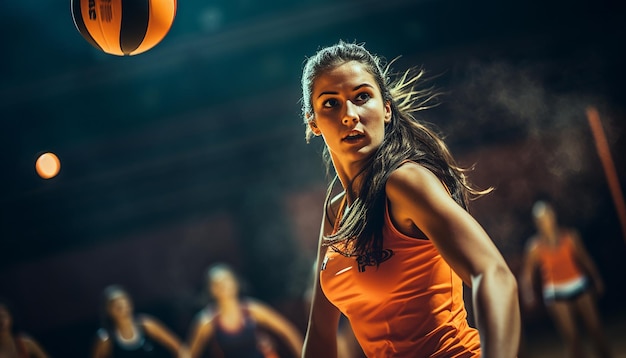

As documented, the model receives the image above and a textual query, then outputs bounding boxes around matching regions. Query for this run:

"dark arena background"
[1,0,625,357]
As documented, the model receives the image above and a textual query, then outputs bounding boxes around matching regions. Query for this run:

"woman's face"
[209,269,239,300]
[106,294,133,322]
[0,305,12,332]
[534,206,556,234]
[308,61,391,168]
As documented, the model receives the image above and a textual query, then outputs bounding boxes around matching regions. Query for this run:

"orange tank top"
[320,199,481,357]
[536,232,583,286]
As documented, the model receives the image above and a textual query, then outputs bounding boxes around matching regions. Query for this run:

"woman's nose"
[342,100,359,126]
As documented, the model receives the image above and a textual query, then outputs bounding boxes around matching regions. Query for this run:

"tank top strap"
[560,230,572,244]
[240,299,252,318]
[134,316,148,338]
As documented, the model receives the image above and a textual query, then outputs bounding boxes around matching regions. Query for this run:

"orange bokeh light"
[36,152,61,179]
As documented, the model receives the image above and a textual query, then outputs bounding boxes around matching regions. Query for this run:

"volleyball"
[71,0,177,56]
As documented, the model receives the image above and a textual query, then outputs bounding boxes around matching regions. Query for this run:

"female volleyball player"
[91,285,187,358]
[301,41,520,357]
[520,200,612,358]
[187,263,303,358]
[0,299,48,358]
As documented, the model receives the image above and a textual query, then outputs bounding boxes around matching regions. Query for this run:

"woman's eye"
[355,92,371,102]
[323,98,339,108]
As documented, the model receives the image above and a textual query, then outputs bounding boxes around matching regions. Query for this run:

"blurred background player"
[187,263,303,358]
[0,298,48,358]
[91,285,187,358]
[520,200,612,358]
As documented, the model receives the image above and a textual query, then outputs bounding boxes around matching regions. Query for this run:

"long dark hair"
[301,41,488,262]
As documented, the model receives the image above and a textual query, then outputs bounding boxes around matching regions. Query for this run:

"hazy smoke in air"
[445,59,618,178]
[437,58,623,251]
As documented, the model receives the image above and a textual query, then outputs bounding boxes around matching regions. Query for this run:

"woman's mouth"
[343,131,365,142]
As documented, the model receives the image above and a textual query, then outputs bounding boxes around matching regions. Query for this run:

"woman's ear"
[308,118,322,136]
[384,101,392,123]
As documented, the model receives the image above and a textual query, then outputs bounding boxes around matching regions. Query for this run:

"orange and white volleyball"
[36,152,61,179]
[71,0,177,56]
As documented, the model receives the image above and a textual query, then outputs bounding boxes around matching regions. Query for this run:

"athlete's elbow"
[492,262,518,298]
[473,262,518,300]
